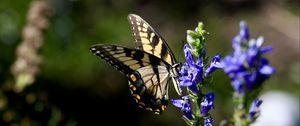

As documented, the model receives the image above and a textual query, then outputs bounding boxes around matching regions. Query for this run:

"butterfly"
[90,14,182,114]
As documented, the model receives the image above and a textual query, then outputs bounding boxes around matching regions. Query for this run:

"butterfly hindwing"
[128,65,170,114]
[127,14,176,65]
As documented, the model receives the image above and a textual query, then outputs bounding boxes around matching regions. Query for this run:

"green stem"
[233,92,250,126]
[192,88,205,126]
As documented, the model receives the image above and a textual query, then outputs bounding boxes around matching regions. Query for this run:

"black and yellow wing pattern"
[90,44,171,114]
[90,14,181,114]
[127,14,176,65]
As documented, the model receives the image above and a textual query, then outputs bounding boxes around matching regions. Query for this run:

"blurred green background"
[0,0,299,126]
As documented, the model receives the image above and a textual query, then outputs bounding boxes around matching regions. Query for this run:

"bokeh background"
[0,0,299,126]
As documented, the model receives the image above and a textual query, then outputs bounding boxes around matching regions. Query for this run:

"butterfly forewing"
[90,44,169,68]
[127,14,176,65]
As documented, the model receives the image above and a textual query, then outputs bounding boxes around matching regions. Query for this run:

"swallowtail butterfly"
[90,14,182,114]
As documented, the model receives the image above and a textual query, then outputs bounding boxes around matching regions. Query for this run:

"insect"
[90,14,182,114]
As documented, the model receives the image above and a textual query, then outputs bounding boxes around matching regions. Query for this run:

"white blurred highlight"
[252,91,300,126]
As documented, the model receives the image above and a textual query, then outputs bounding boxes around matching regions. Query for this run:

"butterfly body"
[90,14,181,114]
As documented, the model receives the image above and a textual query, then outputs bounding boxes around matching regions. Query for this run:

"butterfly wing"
[129,65,170,114]
[127,14,176,65]
[90,44,169,74]
[90,44,171,114]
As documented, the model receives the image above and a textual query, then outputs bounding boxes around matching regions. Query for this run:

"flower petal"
[255,36,264,47]
[201,92,215,115]
[249,99,263,120]
[188,83,199,94]
[171,96,193,120]
[204,116,213,126]
[184,44,194,64]
[259,65,275,75]
[205,55,223,76]
[232,78,244,94]
[239,21,250,40]
[179,79,193,87]
[261,46,273,54]
[171,99,184,108]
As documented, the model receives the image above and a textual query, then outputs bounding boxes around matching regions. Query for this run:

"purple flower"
[171,96,193,120]
[231,21,249,54]
[177,44,205,94]
[222,53,247,76]
[232,78,243,94]
[244,58,275,90]
[221,21,275,94]
[239,21,250,40]
[249,99,263,120]
[184,44,194,64]
[177,22,217,126]
[259,61,275,75]
[204,116,213,126]
[246,37,265,67]
[205,55,223,76]
[201,92,215,115]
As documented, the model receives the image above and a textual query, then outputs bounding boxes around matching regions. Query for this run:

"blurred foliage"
[0,0,299,126]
